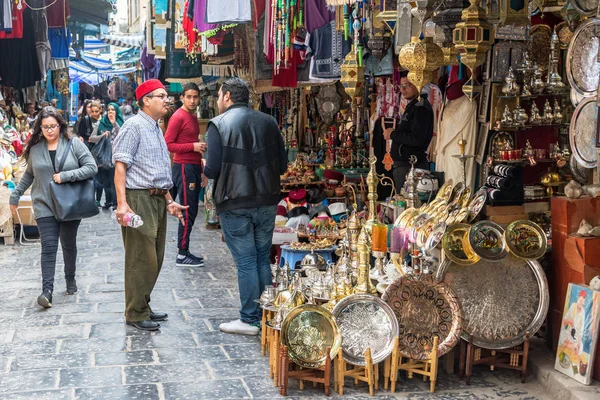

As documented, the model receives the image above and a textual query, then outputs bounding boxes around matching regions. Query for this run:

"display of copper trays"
[505,220,548,260]
[280,304,342,369]
[382,274,462,360]
[566,19,600,98]
[435,254,549,349]
[570,97,598,168]
[332,294,399,366]
[467,220,509,262]
[442,223,480,265]
[466,189,487,223]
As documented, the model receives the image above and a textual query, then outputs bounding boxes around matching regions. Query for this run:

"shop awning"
[70,60,137,85]
[70,0,113,27]
[83,38,110,50]
[99,34,144,49]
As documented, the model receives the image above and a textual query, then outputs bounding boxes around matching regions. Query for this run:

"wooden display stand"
[269,327,281,386]
[334,347,379,396]
[279,345,333,396]
[459,333,530,384]
[385,336,439,393]
[261,309,275,356]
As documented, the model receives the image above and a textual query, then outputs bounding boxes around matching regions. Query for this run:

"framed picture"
[478,81,492,123]
[554,283,600,385]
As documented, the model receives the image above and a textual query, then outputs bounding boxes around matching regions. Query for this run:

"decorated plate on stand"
[332,294,399,366]
[281,304,342,368]
[436,179,454,202]
[466,189,487,222]
[504,220,548,260]
[442,223,480,265]
[436,254,549,349]
[467,221,509,262]
[382,275,462,360]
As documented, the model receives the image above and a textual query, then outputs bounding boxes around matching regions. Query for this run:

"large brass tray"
[382,275,462,360]
[332,294,399,366]
[280,304,342,368]
[570,97,598,169]
[566,19,600,98]
[435,254,549,349]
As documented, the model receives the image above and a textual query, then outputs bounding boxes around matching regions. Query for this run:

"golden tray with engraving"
[504,220,547,260]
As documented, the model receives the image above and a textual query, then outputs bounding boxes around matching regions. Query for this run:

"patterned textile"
[112,110,173,190]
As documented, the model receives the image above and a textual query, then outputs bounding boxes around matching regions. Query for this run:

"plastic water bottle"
[111,211,144,228]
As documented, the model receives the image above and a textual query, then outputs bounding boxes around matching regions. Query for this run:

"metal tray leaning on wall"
[435,253,549,349]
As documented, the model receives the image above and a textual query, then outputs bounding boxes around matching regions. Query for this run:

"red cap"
[289,188,307,203]
[579,290,587,299]
[136,79,166,100]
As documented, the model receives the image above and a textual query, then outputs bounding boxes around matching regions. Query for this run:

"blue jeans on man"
[219,205,277,325]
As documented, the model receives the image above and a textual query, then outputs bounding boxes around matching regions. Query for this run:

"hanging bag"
[49,139,99,221]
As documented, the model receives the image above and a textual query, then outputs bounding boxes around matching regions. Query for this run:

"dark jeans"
[219,205,277,325]
[94,174,103,202]
[37,217,81,293]
[172,163,201,253]
[99,167,116,205]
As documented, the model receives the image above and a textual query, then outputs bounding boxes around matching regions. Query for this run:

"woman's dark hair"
[22,107,70,161]
[80,99,92,118]
[220,77,249,104]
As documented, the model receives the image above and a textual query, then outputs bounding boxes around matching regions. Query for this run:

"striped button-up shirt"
[112,110,173,190]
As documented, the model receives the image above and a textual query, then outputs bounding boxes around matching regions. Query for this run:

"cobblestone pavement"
[0,209,553,399]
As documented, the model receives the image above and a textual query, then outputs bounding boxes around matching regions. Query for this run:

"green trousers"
[122,189,167,321]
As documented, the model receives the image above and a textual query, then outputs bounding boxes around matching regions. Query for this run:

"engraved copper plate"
[566,19,600,98]
[281,305,341,368]
[332,294,399,365]
[528,25,552,71]
[382,275,462,360]
[436,254,549,349]
[505,220,548,260]
[467,220,508,262]
[570,97,598,168]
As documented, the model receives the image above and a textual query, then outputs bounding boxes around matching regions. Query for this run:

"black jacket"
[204,104,286,213]
[390,97,434,167]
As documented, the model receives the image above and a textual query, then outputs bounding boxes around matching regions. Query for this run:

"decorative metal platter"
[442,223,480,265]
[528,25,552,71]
[572,0,598,16]
[435,254,549,349]
[566,19,600,98]
[382,274,462,360]
[448,182,465,207]
[570,97,598,168]
[425,221,447,251]
[436,179,454,202]
[571,88,585,107]
[466,189,487,222]
[332,294,399,366]
[467,221,508,262]
[281,304,342,368]
[570,154,590,185]
[396,208,419,228]
[505,220,548,260]
[459,187,472,208]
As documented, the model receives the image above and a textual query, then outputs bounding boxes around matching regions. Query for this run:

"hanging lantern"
[376,0,399,34]
[340,48,365,99]
[453,0,495,100]
[398,36,444,97]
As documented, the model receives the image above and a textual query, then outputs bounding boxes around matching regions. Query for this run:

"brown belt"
[148,188,169,196]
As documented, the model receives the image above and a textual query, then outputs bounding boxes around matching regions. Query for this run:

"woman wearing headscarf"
[89,102,123,210]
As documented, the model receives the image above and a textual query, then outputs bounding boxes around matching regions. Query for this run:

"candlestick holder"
[370,250,387,281]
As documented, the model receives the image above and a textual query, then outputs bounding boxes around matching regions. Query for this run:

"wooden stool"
[387,336,439,393]
[460,333,530,384]
[334,348,379,396]
[279,345,333,396]
[270,328,281,386]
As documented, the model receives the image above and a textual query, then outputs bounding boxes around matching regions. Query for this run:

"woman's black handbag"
[49,139,99,221]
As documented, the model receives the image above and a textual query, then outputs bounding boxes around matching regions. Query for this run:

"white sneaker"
[219,319,260,336]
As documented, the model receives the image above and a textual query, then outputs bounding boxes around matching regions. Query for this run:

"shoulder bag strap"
[55,139,74,173]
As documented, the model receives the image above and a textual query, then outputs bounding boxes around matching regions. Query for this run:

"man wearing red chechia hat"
[112,79,189,331]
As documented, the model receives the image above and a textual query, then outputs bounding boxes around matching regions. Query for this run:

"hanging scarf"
[97,102,124,134]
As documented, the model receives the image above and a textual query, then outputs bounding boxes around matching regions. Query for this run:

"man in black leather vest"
[204,78,287,335]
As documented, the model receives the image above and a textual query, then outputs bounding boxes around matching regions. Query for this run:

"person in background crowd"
[25,103,38,128]
[204,78,287,335]
[74,100,91,136]
[8,107,98,308]
[159,105,176,136]
[89,102,124,210]
[122,99,134,121]
[164,83,206,267]
[112,79,189,331]
[84,100,104,206]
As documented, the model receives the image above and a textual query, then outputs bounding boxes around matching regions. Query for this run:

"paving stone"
[60,337,127,354]
[198,296,241,308]
[0,340,57,357]
[156,346,227,364]
[59,366,122,388]
[222,343,263,359]
[130,332,197,350]
[3,309,24,319]
[174,288,233,300]
[0,369,59,394]
[194,331,259,346]
[0,389,74,400]
[163,379,251,399]
[4,315,62,330]
[96,301,125,313]
[22,303,94,316]
[124,362,211,384]
[184,308,240,319]
[13,325,86,342]
[94,350,156,367]
[160,318,211,333]
[4,296,36,309]
[11,352,91,371]
[208,358,270,378]
[75,384,160,400]
[89,322,135,338]
[62,312,124,325]
[78,291,125,304]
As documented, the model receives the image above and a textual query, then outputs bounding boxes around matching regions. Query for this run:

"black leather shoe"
[66,278,77,295]
[37,290,52,308]
[150,312,168,321]
[126,320,160,331]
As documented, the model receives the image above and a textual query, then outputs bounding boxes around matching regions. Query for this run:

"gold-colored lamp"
[340,48,365,99]
[452,0,495,100]
[398,36,444,97]
[375,0,399,34]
